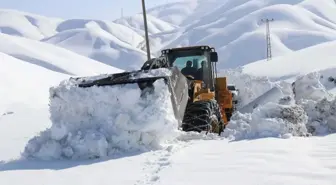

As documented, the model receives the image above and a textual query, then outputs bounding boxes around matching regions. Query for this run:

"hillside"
[146,0,223,26]
[0,0,335,71]
[43,21,147,70]
[0,33,122,76]
[154,0,336,68]
[242,40,336,81]
[114,13,178,35]
[0,9,62,40]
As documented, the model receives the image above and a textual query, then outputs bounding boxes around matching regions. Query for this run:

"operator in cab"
[181,60,196,78]
[195,60,207,80]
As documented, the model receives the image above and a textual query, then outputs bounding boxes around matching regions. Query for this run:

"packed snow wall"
[293,72,336,135]
[23,75,181,160]
[223,70,336,140]
[220,68,275,108]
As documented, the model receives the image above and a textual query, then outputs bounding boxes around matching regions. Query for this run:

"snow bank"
[220,68,275,108]
[23,78,179,160]
[224,70,336,141]
[292,72,332,102]
[223,102,309,140]
[293,72,336,135]
[302,98,336,135]
[238,86,284,114]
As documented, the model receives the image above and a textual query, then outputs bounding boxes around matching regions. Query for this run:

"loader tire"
[182,100,224,135]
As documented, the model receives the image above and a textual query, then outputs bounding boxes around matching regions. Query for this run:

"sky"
[0,0,176,20]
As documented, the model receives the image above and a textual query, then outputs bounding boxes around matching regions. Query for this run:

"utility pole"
[141,0,151,60]
[261,18,274,61]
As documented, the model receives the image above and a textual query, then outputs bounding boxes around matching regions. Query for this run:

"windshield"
[172,55,208,80]
[173,56,207,70]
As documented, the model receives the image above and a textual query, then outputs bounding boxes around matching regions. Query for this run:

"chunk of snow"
[23,78,179,160]
[293,72,332,102]
[238,86,285,113]
[301,97,336,135]
[220,68,275,108]
[224,70,336,141]
[223,102,309,140]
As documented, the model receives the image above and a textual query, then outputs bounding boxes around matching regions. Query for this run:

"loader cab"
[161,46,218,90]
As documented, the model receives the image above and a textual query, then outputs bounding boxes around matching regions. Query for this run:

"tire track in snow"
[134,141,191,185]
[134,133,219,185]
[144,147,173,184]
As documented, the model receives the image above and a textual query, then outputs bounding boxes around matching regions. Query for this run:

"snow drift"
[222,102,309,140]
[292,72,336,135]
[23,76,179,160]
[220,68,275,107]
[223,69,336,141]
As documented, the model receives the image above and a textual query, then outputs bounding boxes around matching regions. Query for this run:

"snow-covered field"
[1,0,336,185]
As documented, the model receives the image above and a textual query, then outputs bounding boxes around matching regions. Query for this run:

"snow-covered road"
[157,136,336,185]
[1,133,336,185]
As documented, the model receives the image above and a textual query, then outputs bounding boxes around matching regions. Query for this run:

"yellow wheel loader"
[75,45,237,135]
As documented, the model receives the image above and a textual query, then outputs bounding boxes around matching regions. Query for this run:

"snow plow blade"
[54,67,189,127]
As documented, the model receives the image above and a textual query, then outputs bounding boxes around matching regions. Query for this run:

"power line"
[261,18,274,61]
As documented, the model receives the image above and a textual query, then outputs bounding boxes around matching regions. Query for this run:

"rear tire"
[182,100,224,135]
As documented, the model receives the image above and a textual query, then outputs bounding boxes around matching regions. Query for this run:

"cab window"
[172,56,208,79]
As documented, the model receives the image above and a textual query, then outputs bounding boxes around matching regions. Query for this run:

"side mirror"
[210,52,218,62]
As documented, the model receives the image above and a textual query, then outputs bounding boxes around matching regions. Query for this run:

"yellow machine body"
[191,78,234,127]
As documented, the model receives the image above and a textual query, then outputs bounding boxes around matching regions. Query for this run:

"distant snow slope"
[158,0,336,68]
[43,21,147,70]
[0,33,122,75]
[0,9,62,40]
[55,19,144,47]
[0,0,335,71]
[242,40,336,81]
[114,14,178,35]
[0,9,149,70]
[146,0,224,26]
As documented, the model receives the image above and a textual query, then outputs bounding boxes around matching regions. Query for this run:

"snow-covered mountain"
[1,1,336,185]
[148,0,336,68]
[1,0,336,71]
[146,0,223,26]
[114,13,178,35]
[0,9,62,40]
[42,21,148,70]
